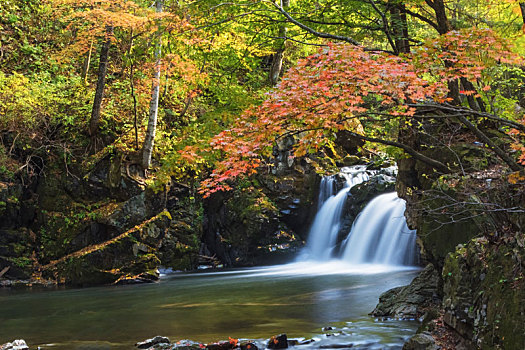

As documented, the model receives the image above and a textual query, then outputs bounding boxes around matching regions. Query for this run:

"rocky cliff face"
[0,151,201,286]
[443,236,525,349]
[201,163,319,267]
[395,123,525,349]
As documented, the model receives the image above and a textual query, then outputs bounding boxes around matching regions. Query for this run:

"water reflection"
[0,264,419,349]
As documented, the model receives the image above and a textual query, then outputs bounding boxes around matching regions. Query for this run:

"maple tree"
[196,3,525,195]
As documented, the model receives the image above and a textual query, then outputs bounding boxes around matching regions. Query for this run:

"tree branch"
[401,6,439,31]
[346,132,451,173]
[368,0,397,54]
[411,103,525,133]
[455,114,522,171]
[266,0,361,45]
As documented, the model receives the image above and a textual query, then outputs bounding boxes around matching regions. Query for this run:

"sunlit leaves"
[413,28,522,87]
[198,43,441,196]
[199,27,524,196]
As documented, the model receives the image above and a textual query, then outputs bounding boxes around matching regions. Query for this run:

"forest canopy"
[0,0,524,196]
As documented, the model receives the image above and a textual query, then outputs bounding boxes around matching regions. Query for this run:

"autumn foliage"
[198,28,523,196]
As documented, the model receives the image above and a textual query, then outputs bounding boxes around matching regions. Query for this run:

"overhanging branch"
[411,103,525,133]
[265,0,361,45]
[346,132,451,173]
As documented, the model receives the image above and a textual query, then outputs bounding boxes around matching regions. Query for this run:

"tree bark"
[269,0,290,85]
[391,0,419,193]
[89,26,113,136]
[389,0,410,54]
[425,0,461,105]
[128,30,139,150]
[142,0,163,169]
[426,0,451,35]
[460,77,486,112]
[81,39,94,85]
[520,2,525,27]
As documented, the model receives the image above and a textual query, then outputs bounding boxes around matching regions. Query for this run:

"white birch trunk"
[142,0,163,169]
[269,0,290,85]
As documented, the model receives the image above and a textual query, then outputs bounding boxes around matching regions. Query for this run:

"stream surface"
[0,262,420,349]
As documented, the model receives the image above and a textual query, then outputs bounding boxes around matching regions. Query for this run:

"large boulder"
[201,169,318,267]
[402,332,439,350]
[371,264,440,318]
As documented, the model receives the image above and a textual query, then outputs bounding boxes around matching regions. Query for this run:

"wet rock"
[322,326,334,331]
[0,340,29,350]
[267,334,288,349]
[371,264,440,318]
[239,342,258,350]
[342,155,361,166]
[202,167,317,267]
[170,340,205,349]
[319,344,354,349]
[349,174,396,205]
[206,341,234,350]
[296,339,315,346]
[335,130,365,155]
[135,336,171,349]
[402,332,438,350]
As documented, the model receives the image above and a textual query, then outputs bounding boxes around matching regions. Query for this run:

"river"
[0,262,419,349]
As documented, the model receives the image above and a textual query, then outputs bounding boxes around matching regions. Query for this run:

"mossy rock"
[443,236,525,349]
[48,234,161,286]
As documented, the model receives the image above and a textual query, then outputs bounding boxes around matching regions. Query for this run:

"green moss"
[8,256,32,268]
[443,236,525,349]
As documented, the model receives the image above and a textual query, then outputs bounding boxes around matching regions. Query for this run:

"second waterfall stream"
[302,165,418,267]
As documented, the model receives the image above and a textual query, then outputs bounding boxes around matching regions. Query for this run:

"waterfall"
[304,166,370,260]
[302,166,417,267]
[317,176,336,209]
[305,188,350,260]
[341,192,417,266]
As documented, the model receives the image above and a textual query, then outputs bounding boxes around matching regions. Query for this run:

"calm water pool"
[0,262,420,349]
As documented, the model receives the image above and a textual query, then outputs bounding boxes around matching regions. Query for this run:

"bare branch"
[411,103,525,133]
[265,0,361,45]
[345,132,451,173]
[455,114,522,171]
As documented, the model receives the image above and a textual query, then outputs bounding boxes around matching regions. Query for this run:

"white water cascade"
[341,192,417,266]
[304,166,371,260]
[302,166,417,267]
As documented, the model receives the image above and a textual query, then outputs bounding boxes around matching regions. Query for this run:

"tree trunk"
[460,77,486,112]
[142,0,163,169]
[391,0,421,197]
[269,0,290,85]
[128,30,139,150]
[390,1,410,54]
[81,39,94,84]
[89,26,113,136]
[426,0,451,35]
[520,3,525,32]
[425,0,461,104]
